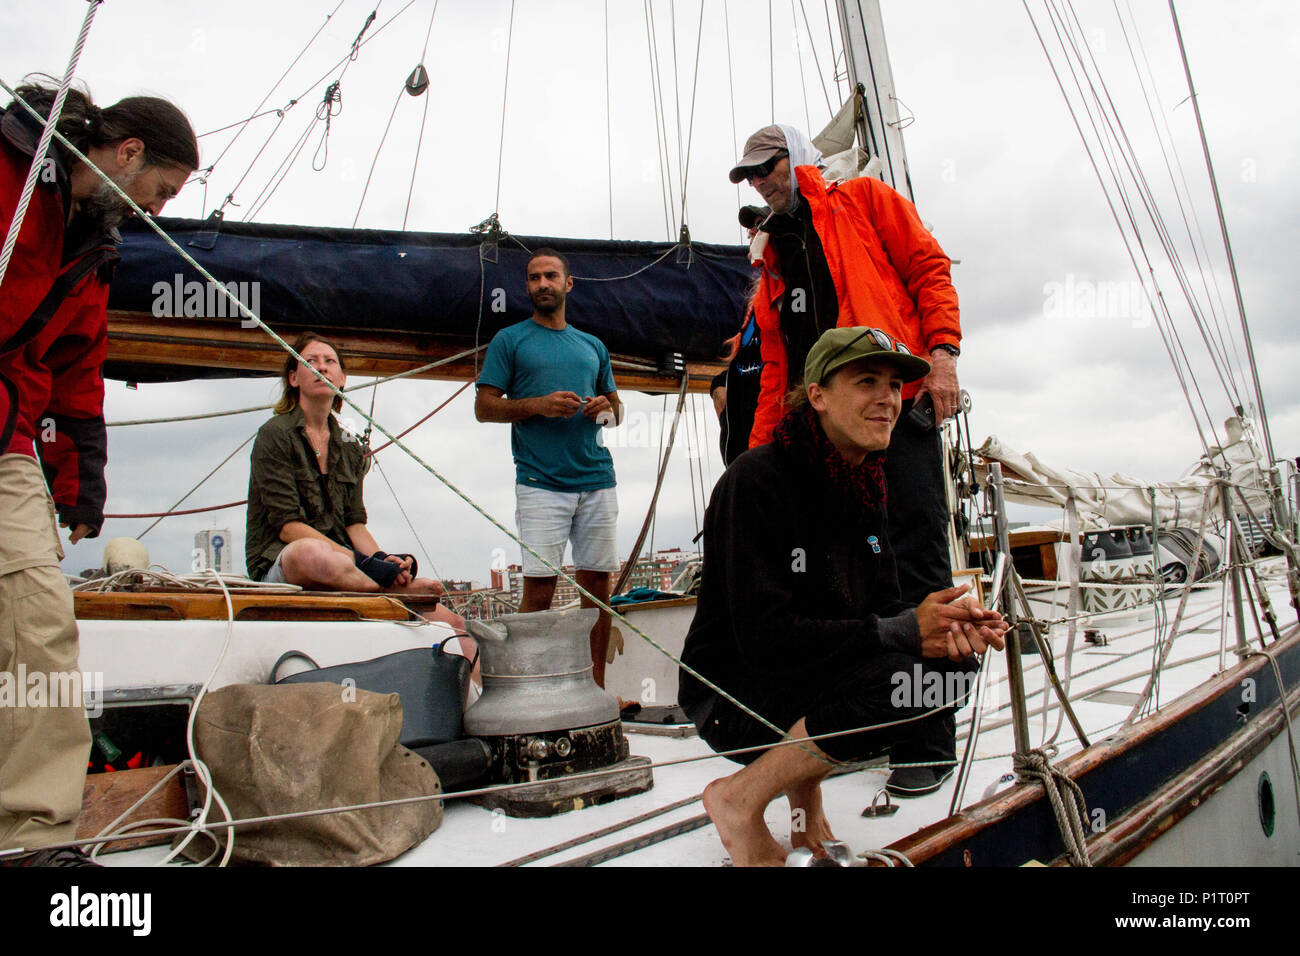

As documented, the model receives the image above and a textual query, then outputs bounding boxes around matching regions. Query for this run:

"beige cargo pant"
[0,454,90,852]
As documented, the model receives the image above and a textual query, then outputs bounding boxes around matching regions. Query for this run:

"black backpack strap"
[0,251,106,358]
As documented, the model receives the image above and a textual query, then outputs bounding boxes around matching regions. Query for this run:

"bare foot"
[702,777,788,867]
[786,780,836,855]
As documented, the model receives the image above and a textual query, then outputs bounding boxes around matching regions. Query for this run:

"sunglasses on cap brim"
[817,328,912,382]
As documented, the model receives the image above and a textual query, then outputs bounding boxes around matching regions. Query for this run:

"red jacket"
[1,106,116,535]
[748,165,961,447]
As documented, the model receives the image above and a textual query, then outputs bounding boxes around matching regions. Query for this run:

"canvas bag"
[189,682,443,866]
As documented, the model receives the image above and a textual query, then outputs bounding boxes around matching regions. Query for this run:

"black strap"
[0,372,18,451]
[0,252,106,358]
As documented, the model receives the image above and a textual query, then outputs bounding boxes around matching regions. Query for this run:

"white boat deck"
[92,561,1296,867]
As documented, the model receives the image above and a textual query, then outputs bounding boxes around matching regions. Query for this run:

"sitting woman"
[245,332,463,628]
[679,327,1007,866]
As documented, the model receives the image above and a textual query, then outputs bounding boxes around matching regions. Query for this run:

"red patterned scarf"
[773,403,887,531]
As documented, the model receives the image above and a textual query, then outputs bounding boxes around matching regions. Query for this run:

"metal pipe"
[1220,475,1248,653]
[988,463,1032,756]
[949,552,1005,815]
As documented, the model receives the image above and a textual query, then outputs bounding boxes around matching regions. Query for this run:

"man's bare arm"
[583,390,623,427]
[475,385,583,422]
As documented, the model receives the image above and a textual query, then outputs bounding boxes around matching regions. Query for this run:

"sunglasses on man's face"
[745,153,787,182]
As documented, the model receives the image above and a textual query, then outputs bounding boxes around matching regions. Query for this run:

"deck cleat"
[786,841,854,867]
[861,787,900,818]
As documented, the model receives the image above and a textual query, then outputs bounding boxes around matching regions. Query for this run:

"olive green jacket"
[244,406,367,580]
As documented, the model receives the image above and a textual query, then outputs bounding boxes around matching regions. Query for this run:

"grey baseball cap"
[728,125,788,184]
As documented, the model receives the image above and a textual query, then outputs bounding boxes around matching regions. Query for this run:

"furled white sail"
[973,416,1273,531]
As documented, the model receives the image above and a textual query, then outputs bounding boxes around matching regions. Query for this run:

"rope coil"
[1013,747,1092,866]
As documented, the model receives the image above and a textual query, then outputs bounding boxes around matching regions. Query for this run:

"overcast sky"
[3,0,1295,583]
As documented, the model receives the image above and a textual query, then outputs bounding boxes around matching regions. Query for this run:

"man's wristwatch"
[929,343,960,358]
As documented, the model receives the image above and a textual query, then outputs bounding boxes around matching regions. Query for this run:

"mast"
[1168,1,1276,469]
[835,0,914,200]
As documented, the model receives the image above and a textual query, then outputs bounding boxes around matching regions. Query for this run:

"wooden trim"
[885,623,1300,865]
[970,529,1069,552]
[74,590,444,622]
[107,311,723,394]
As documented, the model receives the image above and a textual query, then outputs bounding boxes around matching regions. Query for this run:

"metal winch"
[464,608,653,817]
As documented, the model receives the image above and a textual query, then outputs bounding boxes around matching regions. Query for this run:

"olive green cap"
[804,327,931,385]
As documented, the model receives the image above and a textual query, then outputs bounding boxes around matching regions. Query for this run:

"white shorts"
[515,484,618,577]
[262,548,289,584]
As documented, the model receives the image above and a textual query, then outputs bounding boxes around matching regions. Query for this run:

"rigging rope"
[236,2,412,221]
[310,81,344,171]
[768,0,775,123]
[1167,0,1277,468]
[798,0,835,120]
[1123,3,1248,405]
[1049,0,1232,451]
[107,346,483,427]
[1023,2,1217,459]
[353,86,405,227]
[493,0,516,217]
[722,0,742,214]
[10,78,998,785]
[402,0,442,230]
[0,0,100,290]
[136,434,256,539]
[109,381,470,524]
[197,0,346,187]
[821,0,845,99]
[670,0,684,226]
[1055,2,1241,416]
[612,374,689,595]
[645,0,678,238]
[605,0,614,239]
[791,0,813,134]
[677,0,707,230]
[372,454,442,587]
[1113,0,1246,408]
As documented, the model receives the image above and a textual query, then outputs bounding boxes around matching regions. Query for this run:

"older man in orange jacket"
[729,124,964,797]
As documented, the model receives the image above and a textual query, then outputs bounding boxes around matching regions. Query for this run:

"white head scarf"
[777,124,824,209]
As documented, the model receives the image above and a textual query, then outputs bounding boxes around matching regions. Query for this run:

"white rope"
[45,702,972,855]
[4,89,802,755]
[107,346,485,427]
[0,0,101,290]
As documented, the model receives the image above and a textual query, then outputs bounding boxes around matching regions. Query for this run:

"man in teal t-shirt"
[475,248,623,687]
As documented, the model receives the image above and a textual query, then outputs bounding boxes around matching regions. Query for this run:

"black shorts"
[685,651,979,765]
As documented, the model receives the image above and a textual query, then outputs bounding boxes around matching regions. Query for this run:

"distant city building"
[620,547,693,592]
[482,547,696,614]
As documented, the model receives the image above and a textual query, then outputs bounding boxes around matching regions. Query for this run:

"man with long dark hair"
[0,80,197,866]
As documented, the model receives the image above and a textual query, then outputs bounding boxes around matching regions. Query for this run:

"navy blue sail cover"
[106,217,755,381]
